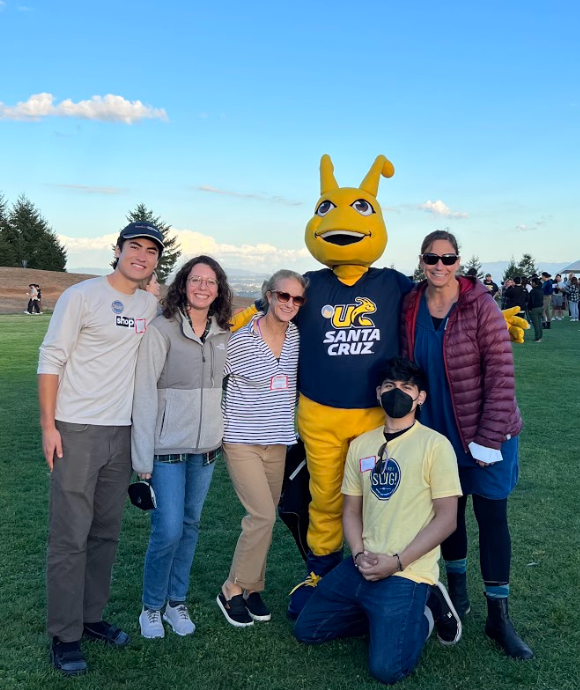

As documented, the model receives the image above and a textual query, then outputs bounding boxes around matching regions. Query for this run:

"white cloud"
[194,185,302,207]
[515,216,549,232]
[17,5,32,10]
[416,200,468,219]
[0,93,168,123]
[48,183,126,195]
[59,228,310,273]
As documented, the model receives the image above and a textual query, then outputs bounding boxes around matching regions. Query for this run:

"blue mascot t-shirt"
[295,267,413,409]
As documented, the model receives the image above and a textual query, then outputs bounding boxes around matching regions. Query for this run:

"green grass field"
[1,313,579,690]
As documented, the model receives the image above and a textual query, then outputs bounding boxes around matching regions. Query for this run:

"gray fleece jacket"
[131,310,230,474]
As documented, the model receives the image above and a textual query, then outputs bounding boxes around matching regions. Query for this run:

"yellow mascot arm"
[230,304,258,332]
[502,306,529,344]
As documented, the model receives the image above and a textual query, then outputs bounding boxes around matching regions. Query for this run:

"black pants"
[27,299,40,313]
[441,494,511,585]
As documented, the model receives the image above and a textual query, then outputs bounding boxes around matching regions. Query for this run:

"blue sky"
[1,0,578,276]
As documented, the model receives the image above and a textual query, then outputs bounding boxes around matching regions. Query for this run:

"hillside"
[0,267,253,314]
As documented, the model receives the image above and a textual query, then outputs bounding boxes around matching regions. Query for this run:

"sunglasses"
[271,290,307,307]
[421,253,459,266]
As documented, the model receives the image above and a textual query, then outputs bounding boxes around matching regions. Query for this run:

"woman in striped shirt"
[217,269,308,627]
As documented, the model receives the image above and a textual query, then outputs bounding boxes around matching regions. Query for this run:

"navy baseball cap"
[120,222,164,255]
[128,480,157,511]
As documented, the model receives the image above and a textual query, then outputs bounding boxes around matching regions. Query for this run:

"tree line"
[0,195,181,282]
[0,193,67,271]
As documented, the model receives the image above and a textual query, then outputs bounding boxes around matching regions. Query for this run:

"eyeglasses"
[187,275,218,288]
[271,290,307,307]
[421,253,459,266]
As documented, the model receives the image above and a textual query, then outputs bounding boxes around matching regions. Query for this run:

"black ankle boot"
[485,596,534,659]
[446,572,470,619]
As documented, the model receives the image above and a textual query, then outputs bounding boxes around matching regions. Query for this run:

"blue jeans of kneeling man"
[294,558,430,685]
[142,454,215,610]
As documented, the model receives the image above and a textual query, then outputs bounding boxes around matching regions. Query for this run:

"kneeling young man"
[294,357,463,685]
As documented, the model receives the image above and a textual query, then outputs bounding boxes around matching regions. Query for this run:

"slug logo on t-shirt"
[321,297,381,356]
[370,458,401,501]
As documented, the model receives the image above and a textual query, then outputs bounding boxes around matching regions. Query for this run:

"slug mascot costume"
[286,155,414,617]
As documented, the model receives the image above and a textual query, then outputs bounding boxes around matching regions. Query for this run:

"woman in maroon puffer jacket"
[401,230,533,660]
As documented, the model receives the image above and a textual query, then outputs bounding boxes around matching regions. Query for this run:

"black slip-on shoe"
[216,593,254,628]
[83,621,130,647]
[427,582,462,646]
[244,592,271,622]
[50,639,87,676]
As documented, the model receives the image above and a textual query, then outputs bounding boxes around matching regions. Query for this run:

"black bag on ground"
[278,439,311,562]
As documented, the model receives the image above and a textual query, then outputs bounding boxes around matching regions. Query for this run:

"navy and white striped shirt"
[222,313,299,445]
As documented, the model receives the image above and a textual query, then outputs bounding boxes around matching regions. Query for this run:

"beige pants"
[223,443,286,591]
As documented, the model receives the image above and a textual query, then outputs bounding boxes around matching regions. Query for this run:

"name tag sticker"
[360,456,376,473]
[135,319,147,334]
[270,375,289,391]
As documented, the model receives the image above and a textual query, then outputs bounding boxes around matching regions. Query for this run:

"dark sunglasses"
[271,290,307,307]
[421,253,459,266]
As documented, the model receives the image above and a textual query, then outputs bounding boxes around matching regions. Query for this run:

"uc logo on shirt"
[321,297,377,328]
[370,458,401,501]
[321,297,381,356]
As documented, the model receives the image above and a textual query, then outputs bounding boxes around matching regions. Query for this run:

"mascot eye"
[316,200,336,216]
[351,199,375,216]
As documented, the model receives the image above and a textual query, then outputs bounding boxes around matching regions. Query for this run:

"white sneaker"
[163,603,196,636]
[139,607,165,638]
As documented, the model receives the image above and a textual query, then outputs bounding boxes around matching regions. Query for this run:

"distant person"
[540,272,554,327]
[295,357,462,685]
[466,267,478,277]
[25,284,40,314]
[500,279,513,310]
[551,287,564,320]
[528,278,544,341]
[218,270,307,627]
[138,271,161,299]
[132,256,232,639]
[482,274,499,298]
[36,284,44,313]
[521,277,531,321]
[564,276,579,321]
[37,222,163,676]
[503,276,527,317]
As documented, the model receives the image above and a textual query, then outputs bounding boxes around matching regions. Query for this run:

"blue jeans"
[295,559,430,685]
[142,454,215,610]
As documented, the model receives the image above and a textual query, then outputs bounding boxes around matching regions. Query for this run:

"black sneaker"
[244,592,271,622]
[50,638,87,676]
[427,582,462,646]
[216,592,254,628]
[83,620,130,647]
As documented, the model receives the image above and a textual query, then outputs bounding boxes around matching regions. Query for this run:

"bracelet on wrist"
[353,551,365,568]
[393,553,404,572]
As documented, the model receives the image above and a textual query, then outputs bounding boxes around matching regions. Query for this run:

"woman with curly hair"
[131,255,233,639]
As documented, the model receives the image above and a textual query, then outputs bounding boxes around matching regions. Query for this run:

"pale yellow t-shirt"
[342,422,462,585]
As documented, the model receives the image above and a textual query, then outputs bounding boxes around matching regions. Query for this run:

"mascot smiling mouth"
[317,230,369,246]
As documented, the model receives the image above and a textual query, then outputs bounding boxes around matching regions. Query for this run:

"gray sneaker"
[139,607,165,639]
[163,603,195,636]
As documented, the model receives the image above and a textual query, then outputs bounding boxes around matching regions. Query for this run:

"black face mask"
[380,388,416,419]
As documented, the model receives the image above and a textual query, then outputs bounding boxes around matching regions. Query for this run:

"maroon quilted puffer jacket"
[401,277,522,451]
